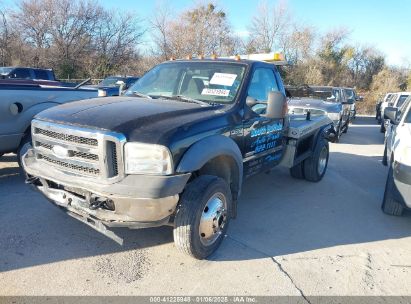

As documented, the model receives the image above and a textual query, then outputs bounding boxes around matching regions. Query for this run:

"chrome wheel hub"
[317,146,328,176]
[199,192,227,246]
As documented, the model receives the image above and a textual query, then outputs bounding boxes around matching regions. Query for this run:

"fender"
[176,135,244,197]
[315,123,334,145]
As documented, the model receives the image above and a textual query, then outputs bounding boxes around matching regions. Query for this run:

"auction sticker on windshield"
[209,73,237,86]
[201,88,230,97]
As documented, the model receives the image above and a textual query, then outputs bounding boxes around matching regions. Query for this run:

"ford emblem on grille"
[52,145,70,158]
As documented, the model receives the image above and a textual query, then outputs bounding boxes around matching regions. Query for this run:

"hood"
[288,98,341,113]
[35,97,226,144]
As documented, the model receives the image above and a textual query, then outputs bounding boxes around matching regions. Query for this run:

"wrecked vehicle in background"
[287,85,351,142]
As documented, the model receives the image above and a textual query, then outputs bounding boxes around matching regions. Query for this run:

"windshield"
[405,102,411,123]
[344,89,356,100]
[396,95,409,108]
[126,61,247,104]
[0,67,13,75]
[100,77,124,87]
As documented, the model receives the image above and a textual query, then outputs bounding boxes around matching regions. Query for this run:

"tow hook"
[25,176,40,185]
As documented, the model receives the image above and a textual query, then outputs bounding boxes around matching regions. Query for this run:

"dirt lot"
[1,116,411,297]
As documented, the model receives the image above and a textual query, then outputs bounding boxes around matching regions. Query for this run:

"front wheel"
[382,166,404,216]
[303,136,329,182]
[173,175,232,259]
[380,120,386,133]
[382,144,388,166]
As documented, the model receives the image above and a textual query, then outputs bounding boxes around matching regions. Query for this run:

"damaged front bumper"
[23,147,191,244]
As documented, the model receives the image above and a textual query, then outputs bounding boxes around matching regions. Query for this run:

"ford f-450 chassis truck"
[23,58,334,259]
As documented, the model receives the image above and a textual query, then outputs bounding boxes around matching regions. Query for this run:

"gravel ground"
[1,116,410,297]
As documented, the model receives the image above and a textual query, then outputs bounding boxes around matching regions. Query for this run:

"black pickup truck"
[23,58,334,259]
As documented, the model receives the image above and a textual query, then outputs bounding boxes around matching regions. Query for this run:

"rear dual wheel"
[290,136,329,182]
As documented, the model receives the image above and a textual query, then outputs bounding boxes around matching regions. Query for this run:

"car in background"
[0,66,56,81]
[287,85,351,142]
[381,96,411,216]
[379,93,395,131]
[380,92,410,133]
[0,79,98,162]
[343,87,361,121]
[97,76,139,97]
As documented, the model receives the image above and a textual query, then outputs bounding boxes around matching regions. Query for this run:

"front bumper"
[23,147,191,228]
[393,161,411,209]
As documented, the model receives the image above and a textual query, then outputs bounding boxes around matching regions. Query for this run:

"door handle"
[10,103,23,115]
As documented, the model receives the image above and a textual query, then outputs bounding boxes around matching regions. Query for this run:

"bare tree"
[247,0,290,53]
[89,11,145,77]
[151,2,236,58]
[0,5,13,66]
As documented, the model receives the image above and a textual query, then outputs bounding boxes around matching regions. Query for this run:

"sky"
[3,0,410,66]
[98,0,411,67]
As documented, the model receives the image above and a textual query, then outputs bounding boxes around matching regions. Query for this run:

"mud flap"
[66,210,124,245]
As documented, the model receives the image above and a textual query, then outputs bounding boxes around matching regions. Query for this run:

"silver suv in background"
[287,85,352,142]
[380,92,410,133]
[382,95,411,215]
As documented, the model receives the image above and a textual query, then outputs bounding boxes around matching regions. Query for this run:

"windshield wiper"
[130,91,153,99]
[157,95,210,106]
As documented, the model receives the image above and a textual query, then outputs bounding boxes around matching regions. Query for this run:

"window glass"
[9,68,31,79]
[127,62,246,104]
[34,70,49,80]
[247,68,279,101]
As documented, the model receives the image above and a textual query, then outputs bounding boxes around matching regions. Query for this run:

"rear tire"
[303,136,329,182]
[382,166,404,216]
[173,175,232,259]
[290,162,305,179]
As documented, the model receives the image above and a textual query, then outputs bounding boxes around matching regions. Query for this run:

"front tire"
[382,166,404,216]
[342,121,349,133]
[303,136,329,182]
[380,120,386,133]
[382,144,388,166]
[173,175,232,259]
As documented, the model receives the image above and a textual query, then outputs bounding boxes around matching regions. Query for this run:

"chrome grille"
[32,120,125,181]
[34,127,98,146]
[38,154,100,175]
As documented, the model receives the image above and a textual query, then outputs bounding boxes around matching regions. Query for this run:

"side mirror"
[356,96,364,102]
[266,91,286,119]
[246,92,287,119]
[384,106,398,125]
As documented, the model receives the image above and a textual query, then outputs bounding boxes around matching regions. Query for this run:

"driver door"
[242,66,285,178]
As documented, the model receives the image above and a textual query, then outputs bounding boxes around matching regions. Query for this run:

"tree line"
[1,0,410,111]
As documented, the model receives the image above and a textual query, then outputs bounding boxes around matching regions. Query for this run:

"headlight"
[124,142,173,175]
[98,89,107,97]
[327,112,341,122]
[398,146,411,167]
